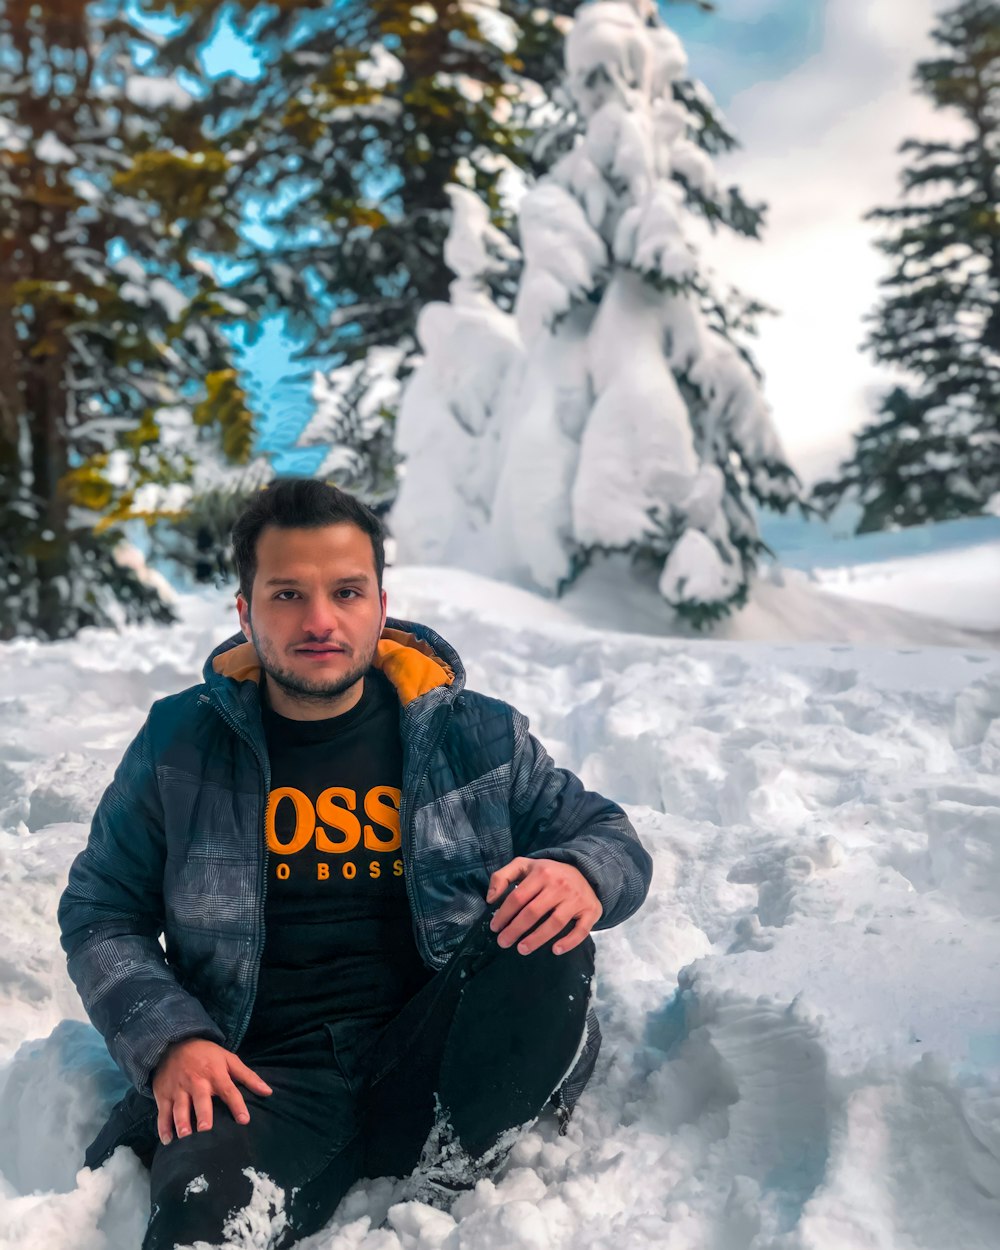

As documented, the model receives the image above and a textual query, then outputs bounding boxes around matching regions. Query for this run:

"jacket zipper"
[199,690,271,1047]
[400,700,455,971]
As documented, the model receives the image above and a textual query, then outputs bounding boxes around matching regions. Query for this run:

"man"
[59,479,653,1249]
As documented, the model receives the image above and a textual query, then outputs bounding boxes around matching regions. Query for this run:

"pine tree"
[391,0,803,627]
[814,0,1000,531]
[0,1,266,639]
[157,0,525,388]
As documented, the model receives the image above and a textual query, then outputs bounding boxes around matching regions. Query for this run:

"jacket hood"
[202,615,466,709]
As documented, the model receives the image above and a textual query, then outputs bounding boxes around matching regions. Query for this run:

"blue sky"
[198,6,267,80]
[665,0,825,107]
[209,0,829,473]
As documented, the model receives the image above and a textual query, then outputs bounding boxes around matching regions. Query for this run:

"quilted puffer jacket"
[59,617,653,1152]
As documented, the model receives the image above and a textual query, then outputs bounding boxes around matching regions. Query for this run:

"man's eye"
[275,590,299,600]
[337,588,360,600]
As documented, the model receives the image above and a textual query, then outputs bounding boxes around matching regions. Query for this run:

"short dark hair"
[231,478,386,602]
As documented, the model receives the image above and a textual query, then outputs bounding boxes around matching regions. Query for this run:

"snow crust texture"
[0,574,998,1249]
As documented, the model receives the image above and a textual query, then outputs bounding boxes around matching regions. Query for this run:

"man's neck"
[263,674,365,722]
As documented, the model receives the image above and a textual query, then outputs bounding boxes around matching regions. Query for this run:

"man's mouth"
[295,645,346,655]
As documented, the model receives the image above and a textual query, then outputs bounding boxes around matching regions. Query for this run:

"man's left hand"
[486,857,602,955]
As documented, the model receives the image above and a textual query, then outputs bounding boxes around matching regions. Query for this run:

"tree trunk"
[27,311,71,640]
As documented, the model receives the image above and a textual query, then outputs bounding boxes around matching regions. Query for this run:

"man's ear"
[380,588,388,633]
[236,592,252,643]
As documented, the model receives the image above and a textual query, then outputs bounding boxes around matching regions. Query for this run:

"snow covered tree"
[814,0,1000,532]
[153,455,275,587]
[296,348,406,513]
[391,0,801,627]
[0,1,270,639]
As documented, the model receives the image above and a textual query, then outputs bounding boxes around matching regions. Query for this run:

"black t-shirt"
[241,667,432,1052]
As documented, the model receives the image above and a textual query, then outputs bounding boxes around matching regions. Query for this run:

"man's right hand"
[152,1038,273,1145]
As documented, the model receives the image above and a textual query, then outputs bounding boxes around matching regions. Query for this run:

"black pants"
[140,915,594,1249]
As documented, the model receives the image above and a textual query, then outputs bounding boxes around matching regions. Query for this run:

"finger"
[552,914,596,955]
[228,1055,273,1096]
[218,1077,251,1126]
[173,1091,193,1139]
[193,1085,215,1133]
[490,873,545,936]
[514,905,575,956]
[157,1096,174,1146]
[495,887,558,948]
[486,857,530,903]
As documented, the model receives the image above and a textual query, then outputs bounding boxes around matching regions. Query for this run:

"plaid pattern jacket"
[59,617,652,1125]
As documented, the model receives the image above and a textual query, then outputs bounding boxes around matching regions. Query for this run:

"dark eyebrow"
[263,574,372,588]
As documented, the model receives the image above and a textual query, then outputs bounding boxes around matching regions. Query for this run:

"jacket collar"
[202,615,466,710]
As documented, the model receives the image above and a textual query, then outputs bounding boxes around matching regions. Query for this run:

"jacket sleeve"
[507,707,653,929]
[58,718,226,1095]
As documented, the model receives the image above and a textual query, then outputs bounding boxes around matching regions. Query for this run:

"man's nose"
[299,599,341,638]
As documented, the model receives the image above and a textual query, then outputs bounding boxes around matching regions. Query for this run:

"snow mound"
[0,1022,128,1196]
[1,572,998,1248]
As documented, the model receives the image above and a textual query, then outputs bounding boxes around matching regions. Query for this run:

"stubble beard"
[248,620,379,707]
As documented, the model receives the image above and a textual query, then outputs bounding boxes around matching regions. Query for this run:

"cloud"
[683,0,963,485]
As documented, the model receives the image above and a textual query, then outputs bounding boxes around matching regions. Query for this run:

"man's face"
[236,523,387,706]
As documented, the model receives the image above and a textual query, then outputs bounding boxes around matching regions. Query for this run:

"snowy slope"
[0,573,998,1250]
[812,539,1000,635]
[396,543,1000,649]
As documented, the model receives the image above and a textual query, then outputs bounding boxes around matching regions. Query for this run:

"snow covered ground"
[407,536,1000,650]
[1,555,999,1249]
[812,539,1000,635]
